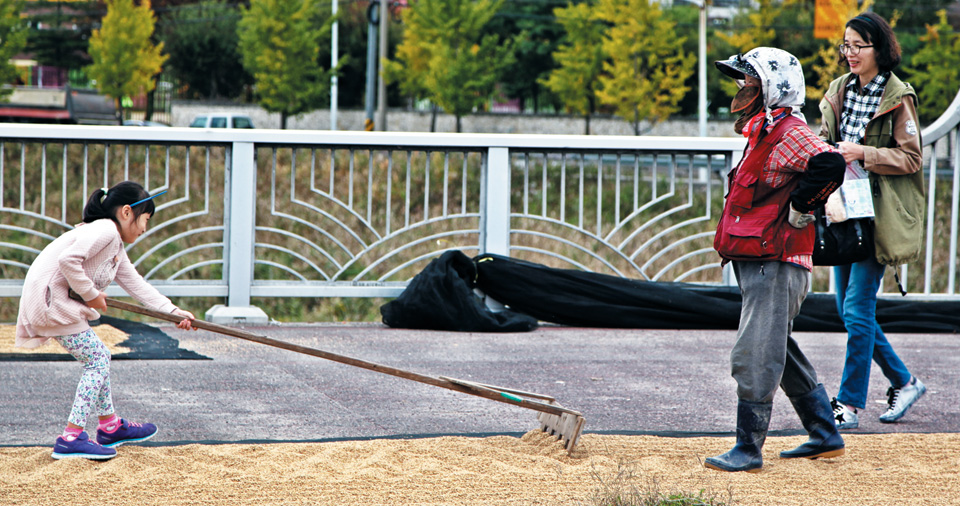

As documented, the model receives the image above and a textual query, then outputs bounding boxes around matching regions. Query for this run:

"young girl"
[16,181,196,460]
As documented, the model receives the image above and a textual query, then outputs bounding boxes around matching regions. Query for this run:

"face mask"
[732,84,764,135]
[731,85,761,113]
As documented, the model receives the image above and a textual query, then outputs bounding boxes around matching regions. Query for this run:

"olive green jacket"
[819,72,925,266]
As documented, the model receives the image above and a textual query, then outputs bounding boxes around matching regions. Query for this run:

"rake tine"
[441,376,586,454]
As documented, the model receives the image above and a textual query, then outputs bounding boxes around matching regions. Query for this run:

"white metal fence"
[1,91,958,320]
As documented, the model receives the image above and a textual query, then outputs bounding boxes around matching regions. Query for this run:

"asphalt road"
[2,322,957,447]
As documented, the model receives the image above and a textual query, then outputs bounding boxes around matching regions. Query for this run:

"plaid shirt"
[737,110,836,270]
[839,72,888,179]
[839,72,889,143]
[741,108,836,189]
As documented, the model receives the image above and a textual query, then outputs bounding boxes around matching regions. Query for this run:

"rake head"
[537,403,586,454]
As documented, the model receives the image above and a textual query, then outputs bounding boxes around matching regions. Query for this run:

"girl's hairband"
[100,187,109,204]
[130,190,168,207]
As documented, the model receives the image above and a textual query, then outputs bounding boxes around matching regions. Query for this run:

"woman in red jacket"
[706,47,846,473]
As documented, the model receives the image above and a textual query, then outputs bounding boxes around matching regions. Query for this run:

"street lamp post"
[330,0,339,130]
[696,0,709,137]
[376,0,388,131]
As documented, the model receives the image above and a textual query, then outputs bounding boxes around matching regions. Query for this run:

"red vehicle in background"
[0,86,118,125]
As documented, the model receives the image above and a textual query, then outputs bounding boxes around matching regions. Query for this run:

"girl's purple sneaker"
[96,419,158,448]
[52,432,117,460]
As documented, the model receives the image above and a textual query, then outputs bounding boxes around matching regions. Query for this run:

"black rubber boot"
[704,399,772,473]
[780,383,846,459]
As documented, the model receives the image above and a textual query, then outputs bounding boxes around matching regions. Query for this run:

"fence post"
[205,141,269,325]
[480,147,510,310]
[481,147,510,256]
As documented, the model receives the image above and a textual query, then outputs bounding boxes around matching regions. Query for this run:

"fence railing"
[1,92,958,322]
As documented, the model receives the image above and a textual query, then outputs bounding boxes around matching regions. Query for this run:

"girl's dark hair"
[839,12,901,73]
[82,181,155,224]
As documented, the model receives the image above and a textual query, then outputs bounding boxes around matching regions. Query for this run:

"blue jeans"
[834,256,911,409]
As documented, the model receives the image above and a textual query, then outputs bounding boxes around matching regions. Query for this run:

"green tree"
[483,0,563,113]
[539,1,604,134]
[873,0,952,32]
[0,0,26,97]
[384,0,514,133]
[158,1,250,100]
[237,0,333,129]
[86,0,168,124]
[382,5,431,109]
[908,10,960,123]
[26,0,95,85]
[594,0,693,135]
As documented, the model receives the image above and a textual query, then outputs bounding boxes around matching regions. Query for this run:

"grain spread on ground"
[0,324,131,355]
[2,430,957,505]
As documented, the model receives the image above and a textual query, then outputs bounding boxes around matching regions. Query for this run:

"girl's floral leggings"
[54,329,114,427]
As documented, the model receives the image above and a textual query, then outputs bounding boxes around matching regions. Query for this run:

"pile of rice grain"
[1,431,957,505]
[0,324,131,355]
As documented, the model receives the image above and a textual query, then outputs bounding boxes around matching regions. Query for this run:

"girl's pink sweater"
[16,218,178,348]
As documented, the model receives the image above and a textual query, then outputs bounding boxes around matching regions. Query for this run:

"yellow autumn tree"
[86,0,167,124]
[539,1,605,135]
[594,0,693,135]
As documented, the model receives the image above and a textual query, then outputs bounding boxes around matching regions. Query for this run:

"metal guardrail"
[1,91,958,320]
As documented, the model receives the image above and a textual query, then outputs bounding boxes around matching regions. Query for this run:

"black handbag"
[812,207,875,266]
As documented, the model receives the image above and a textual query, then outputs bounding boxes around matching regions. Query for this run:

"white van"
[189,112,255,129]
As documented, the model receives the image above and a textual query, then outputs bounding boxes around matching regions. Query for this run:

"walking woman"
[819,12,926,430]
[707,47,846,473]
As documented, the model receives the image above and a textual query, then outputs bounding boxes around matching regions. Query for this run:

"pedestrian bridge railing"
[1,94,958,320]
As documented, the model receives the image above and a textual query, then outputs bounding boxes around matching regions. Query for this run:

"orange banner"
[814,0,854,39]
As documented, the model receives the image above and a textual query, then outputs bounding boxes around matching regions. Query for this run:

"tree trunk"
[584,113,590,136]
[145,88,155,121]
[456,114,462,133]
[116,97,123,126]
[210,74,219,100]
[281,112,288,129]
[430,103,438,133]
[587,95,596,136]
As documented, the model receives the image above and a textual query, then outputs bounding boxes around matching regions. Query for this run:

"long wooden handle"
[102,298,580,418]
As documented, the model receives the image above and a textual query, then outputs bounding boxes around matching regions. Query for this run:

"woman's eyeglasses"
[837,43,874,56]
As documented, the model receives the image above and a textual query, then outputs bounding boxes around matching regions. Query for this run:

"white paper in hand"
[841,178,875,219]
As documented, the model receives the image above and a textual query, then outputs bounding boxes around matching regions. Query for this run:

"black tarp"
[380,251,960,333]
[472,253,960,333]
[380,250,539,332]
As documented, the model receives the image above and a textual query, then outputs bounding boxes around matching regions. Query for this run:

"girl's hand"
[836,141,864,163]
[173,309,197,330]
[87,292,108,312]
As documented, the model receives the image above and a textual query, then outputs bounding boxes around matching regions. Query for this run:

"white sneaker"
[879,377,926,423]
[831,397,859,429]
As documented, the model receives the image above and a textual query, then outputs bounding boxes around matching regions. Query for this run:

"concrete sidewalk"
[1,323,957,447]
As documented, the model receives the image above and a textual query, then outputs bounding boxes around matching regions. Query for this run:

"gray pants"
[731,261,819,403]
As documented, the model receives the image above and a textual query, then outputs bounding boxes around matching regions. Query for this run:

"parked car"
[123,119,169,127]
[189,112,255,129]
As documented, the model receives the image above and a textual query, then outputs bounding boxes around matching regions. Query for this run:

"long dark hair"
[82,181,155,224]
[839,12,901,73]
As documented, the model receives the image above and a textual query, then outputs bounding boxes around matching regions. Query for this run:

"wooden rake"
[100,297,586,453]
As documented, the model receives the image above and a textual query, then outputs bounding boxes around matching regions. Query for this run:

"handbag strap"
[852,218,863,244]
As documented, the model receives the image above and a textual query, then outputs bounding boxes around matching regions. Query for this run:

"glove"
[825,190,847,223]
[788,203,815,229]
[790,152,845,212]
